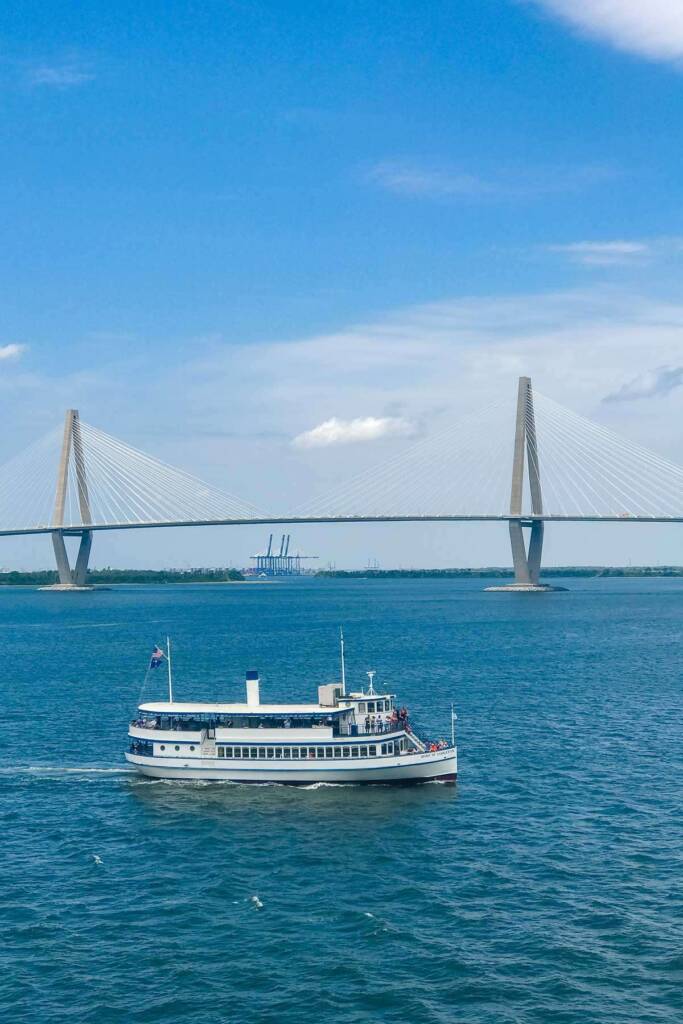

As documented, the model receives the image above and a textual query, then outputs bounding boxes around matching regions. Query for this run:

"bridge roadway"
[1,513,682,538]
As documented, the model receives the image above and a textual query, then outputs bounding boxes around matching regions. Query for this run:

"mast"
[166,636,173,703]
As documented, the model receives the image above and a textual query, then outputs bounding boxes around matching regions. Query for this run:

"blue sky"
[2,0,683,569]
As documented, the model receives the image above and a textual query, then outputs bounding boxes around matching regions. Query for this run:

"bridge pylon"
[43,409,94,591]
[487,377,558,593]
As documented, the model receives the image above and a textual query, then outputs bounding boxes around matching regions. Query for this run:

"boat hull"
[125,748,456,785]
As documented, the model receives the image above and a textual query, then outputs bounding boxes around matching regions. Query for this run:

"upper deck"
[138,700,348,717]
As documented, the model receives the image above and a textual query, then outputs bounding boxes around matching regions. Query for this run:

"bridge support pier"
[48,530,93,589]
[505,519,545,589]
[40,410,95,591]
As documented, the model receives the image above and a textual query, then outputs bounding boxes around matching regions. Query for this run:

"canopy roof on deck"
[138,701,348,716]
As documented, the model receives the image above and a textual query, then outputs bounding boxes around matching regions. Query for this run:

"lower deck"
[125,745,457,784]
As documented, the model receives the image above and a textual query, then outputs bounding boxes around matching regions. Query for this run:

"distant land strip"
[0,567,244,586]
[317,567,683,579]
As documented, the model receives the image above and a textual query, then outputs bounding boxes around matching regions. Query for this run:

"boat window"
[360,746,368,757]
[351,747,359,758]
[283,748,291,759]
[333,748,342,758]
[343,747,350,758]
[325,747,333,758]
[218,747,224,758]
[190,745,195,752]
[275,748,282,759]
[225,747,232,758]
[358,703,366,713]
[267,748,274,758]
[369,745,376,756]
[258,748,266,759]
[380,743,386,755]
[292,748,300,759]
[250,748,258,759]
[367,702,375,713]
[174,745,180,751]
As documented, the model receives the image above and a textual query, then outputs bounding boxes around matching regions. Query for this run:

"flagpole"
[167,636,173,703]
[451,703,456,748]
[340,627,346,696]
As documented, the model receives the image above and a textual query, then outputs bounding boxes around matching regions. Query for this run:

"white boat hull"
[125,748,456,784]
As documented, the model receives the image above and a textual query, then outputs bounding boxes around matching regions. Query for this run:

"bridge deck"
[1,514,683,538]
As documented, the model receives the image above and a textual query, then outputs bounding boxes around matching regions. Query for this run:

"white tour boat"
[126,637,457,785]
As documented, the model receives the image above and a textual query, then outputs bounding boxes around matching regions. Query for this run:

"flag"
[150,645,165,669]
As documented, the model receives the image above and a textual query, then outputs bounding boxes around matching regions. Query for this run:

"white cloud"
[26,63,94,88]
[292,416,416,448]
[546,241,651,266]
[368,160,615,200]
[545,237,683,267]
[528,1,683,64]
[368,162,496,198]
[0,344,26,361]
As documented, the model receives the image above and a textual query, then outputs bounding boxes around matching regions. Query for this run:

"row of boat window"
[215,741,406,759]
[356,700,391,713]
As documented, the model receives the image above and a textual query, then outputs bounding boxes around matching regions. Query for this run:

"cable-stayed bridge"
[2,377,683,590]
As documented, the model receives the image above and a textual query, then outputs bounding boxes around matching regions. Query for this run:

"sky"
[2,0,683,570]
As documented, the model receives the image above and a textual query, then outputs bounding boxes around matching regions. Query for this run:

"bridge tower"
[48,409,94,590]
[487,377,554,592]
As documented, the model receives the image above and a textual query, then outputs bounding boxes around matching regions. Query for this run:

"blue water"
[2,577,682,1024]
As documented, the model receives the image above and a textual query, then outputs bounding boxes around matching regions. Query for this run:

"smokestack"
[246,669,260,707]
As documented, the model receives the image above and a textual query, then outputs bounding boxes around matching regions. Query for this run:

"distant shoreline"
[0,568,246,586]
[317,567,683,579]
[2,566,683,587]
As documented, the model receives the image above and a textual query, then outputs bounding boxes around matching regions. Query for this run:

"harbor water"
[1,577,682,1023]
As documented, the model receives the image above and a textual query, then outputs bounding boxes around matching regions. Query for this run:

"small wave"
[298,781,356,790]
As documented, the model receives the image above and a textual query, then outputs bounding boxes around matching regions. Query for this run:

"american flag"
[149,645,165,669]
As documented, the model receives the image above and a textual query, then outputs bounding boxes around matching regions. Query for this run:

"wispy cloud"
[603,366,683,403]
[368,162,497,199]
[545,237,683,267]
[368,160,614,200]
[0,344,26,361]
[292,416,417,448]
[26,62,94,89]
[527,1,683,65]
[546,240,651,267]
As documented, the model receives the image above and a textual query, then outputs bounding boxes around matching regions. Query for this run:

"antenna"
[366,670,376,696]
[166,636,173,703]
[340,627,346,696]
